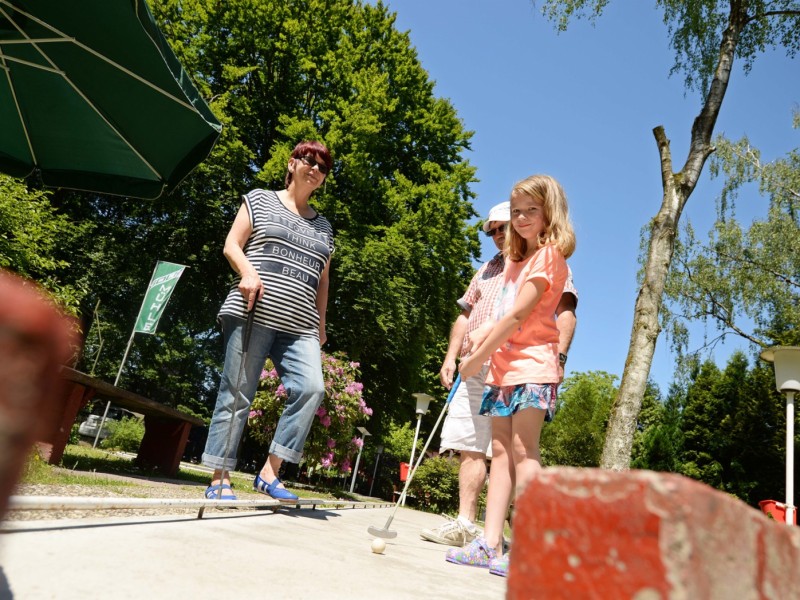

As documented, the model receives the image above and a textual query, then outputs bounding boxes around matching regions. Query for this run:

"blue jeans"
[202,314,324,470]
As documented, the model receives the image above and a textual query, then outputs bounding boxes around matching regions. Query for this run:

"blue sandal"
[254,474,298,501]
[204,483,237,500]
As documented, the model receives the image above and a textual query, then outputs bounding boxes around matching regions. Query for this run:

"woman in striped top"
[202,141,334,502]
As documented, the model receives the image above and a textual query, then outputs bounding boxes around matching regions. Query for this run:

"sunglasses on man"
[298,155,330,175]
[484,223,507,237]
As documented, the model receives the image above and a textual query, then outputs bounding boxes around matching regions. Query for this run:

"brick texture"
[507,467,800,599]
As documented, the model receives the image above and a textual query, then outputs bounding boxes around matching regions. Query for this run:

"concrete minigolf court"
[0,503,506,599]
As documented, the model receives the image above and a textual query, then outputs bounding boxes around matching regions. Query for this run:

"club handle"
[243,305,256,349]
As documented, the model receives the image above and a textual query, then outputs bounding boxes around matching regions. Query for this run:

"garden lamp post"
[349,426,371,494]
[760,346,800,525]
[369,445,384,497]
[402,393,432,505]
[409,393,433,470]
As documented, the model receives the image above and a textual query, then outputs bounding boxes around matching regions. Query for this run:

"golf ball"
[371,537,386,554]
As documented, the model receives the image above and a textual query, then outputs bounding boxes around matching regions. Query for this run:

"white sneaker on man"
[420,515,480,547]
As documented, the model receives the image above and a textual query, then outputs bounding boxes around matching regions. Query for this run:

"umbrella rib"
[0,49,38,168]
[0,37,75,45]
[1,54,65,74]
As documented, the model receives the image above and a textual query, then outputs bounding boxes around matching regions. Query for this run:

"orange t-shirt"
[486,244,567,386]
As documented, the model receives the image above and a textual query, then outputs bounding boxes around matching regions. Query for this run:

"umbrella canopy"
[0,0,222,199]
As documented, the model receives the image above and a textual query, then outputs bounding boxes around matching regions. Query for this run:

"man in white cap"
[420,201,578,546]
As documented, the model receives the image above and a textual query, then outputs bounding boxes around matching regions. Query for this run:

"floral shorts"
[479,382,557,421]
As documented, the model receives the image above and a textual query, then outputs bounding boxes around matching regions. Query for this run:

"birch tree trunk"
[600,5,745,470]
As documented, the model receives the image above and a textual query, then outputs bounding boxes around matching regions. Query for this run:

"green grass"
[61,445,152,475]
[21,451,138,492]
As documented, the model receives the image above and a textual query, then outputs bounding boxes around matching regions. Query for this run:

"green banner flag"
[133,261,186,334]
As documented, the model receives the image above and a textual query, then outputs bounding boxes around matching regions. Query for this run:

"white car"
[78,406,136,440]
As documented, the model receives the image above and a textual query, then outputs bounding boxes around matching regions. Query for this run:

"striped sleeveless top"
[218,189,334,337]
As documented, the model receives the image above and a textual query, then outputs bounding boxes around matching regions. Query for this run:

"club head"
[368,525,397,539]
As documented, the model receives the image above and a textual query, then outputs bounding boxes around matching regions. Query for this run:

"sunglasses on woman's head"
[298,155,330,175]
[484,223,507,237]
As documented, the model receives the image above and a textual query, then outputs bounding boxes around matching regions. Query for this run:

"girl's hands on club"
[460,322,495,379]
[466,322,493,354]
[458,355,481,380]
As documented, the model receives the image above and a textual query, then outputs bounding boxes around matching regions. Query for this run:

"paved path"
[0,503,506,599]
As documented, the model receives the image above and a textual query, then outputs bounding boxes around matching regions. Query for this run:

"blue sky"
[380,0,799,393]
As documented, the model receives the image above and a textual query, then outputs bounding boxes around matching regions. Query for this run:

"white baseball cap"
[482,201,510,232]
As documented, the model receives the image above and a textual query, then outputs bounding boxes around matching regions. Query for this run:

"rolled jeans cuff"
[270,441,303,464]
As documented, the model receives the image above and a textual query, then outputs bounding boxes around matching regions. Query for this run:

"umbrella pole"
[786,391,795,525]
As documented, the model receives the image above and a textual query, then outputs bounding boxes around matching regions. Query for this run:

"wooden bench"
[38,367,204,477]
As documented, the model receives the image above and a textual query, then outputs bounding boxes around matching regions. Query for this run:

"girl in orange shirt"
[448,174,576,577]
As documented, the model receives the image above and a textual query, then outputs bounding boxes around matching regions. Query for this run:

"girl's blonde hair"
[505,174,576,261]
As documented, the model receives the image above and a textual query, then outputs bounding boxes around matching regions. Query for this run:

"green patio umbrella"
[0,0,222,199]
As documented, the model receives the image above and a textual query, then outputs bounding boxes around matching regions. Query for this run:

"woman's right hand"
[238,271,263,311]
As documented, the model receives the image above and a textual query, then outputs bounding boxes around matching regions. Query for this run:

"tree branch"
[681,2,746,194]
[714,249,800,289]
[745,9,800,25]
[671,251,766,347]
[686,329,766,356]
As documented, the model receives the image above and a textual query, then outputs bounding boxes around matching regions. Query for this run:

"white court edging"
[7,495,394,519]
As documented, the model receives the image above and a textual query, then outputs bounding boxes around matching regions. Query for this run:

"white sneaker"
[420,515,480,547]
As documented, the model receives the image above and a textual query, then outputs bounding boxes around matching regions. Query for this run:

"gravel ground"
[6,470,233,521]
[5,467,364,522]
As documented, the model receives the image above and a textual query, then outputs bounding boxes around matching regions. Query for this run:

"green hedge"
[408,455,461,514]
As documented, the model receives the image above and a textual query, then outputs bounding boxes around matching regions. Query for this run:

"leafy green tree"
[631,382,684,473]
[677,352,789,504]
[381,420,419,465]
[730,363,787,504]
[629,381,665,459]
[0,175,93,314]
[541,371,618,467]
[41,0,478,427]
[679,359,726,486]
[539,0,800,469]
[660,126,798,503]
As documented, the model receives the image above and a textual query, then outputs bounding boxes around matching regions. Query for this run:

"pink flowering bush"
[248,352,371,474]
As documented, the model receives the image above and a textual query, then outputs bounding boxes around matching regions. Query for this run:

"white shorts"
[439,365,492,458]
